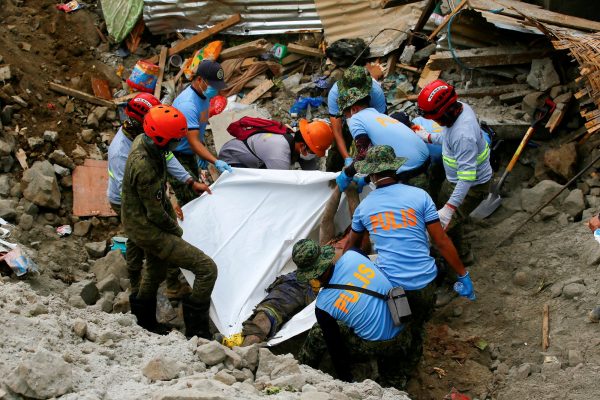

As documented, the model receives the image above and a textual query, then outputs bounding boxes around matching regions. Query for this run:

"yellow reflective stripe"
[476,144,490,165]
[457,170,476,181]
[442,155,457,168]
[165,152,174,161]
[108,169,115,179]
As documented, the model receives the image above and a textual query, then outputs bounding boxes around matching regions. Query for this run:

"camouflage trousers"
[110,202,182,295]
[135,233,217,305]
[326,124,353,172]
[437,179,491,257]
[168,152,199,206]
[242,273,316,340]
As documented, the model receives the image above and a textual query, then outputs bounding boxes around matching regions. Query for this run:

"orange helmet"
[299,119,333,157]
[143,105,188,147]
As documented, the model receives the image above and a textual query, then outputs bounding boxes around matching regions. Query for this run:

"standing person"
[170,60,233,204]
[294,239,413,387]
[342,145,476,372]
[218,119,333,170]
[107,93,210,300]
[327,66,387,172]
[413,80,493,263]
[334,86,430,192]
[122,105,218,337]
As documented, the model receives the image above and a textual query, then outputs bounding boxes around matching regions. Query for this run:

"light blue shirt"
[107,127,191,205]
[316,250,403,341]
[173,86,210,155]
[348,108,429,172]
[351,183,439,290]
[412,116,443,165]
[327,80,386,117]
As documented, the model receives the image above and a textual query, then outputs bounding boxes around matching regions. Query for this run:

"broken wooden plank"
[385,51,398,78]
[428,0,468,40]
[49,82,115,108]
[15,149,28,170]
[287,43,324,58]
[545,103,567,133]
[427,46,550,70]
[499,89,533,104]
[220,39,269,60]
[281,53,305,65]
[542,304,549,351]
[396,63,420,73]
[417,65,441,89]
[112,92,138,105]
[146,14,242,64]
[154,46,169,99]
[240,80,274,105]
[91,77,112,100]
[456,83,530,98]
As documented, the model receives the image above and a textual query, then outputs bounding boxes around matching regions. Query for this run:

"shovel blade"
[470,193,502,220]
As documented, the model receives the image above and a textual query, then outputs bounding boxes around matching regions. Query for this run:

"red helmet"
[126,93,161,124]
[417,79,458,120]
[143,105,188,146]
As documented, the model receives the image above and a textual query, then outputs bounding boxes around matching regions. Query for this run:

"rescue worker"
[107,93,210,299]
[218,119,334,170]
[334,83,430,192]
[295,238,413,387]
[327,65,387,172]
[122,105,218,337]
[170,60,233,204]
[413,80,493,263]
[342,145,476,374]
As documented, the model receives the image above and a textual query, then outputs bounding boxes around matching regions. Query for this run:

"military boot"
[129,294,171,335]
[242,311,272,346]
[182,296,211,339]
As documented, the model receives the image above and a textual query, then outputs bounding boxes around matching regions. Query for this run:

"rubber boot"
[182,296,211,339]
[241,311,272,347]
[129,294,171,335]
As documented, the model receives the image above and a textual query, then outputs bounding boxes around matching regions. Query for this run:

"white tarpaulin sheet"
[180,168,339,342]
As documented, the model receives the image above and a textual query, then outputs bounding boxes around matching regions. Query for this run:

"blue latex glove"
[215,160,232,174]
[454,272,476,301]
[336,171,352,193]
[344,157,354,167]
[352,176,367,193]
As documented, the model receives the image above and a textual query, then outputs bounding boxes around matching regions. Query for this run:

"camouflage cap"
[354,145,407,175]
[339,66,372,93]
[292,239,335,282]
[337,86,370,114]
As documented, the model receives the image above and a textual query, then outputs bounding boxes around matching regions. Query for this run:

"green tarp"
[101,0,144,43]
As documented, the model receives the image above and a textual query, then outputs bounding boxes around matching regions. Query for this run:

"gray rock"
[586,241,600,266]
[516,363,531,380]
[513,271,529,287]
[53,163,70,177]
[73,220,92,236]
[233,344,259,371]
[0,175,11,197]
[27,137,44,150]
[142,355,183,381]
[21,161,61,209]
[72,318,87,338]
[92,250,127,282]
[533,205,559,222]
[68,280,99,305]
[568,349,583,366]
[0,199,16,221]
[550,282,563,298]
[588,306,600,322]
[521,180,568,213]
[562,283,585,299]
[93,106,109,122]
[6,349,73,399]
[272,373,307,391]
[196,341,227,366]
[71,145,87,159]
[81,129,96,143]
[561,189,585,218]
[68,296,87,308]
[96,273,121,295]
[527,58,560,91]
[29,303,48,316]
[521,91,545,116]
[587,195,600,209]
[258,351,301,380]
[541,356,561,374]
[223,347,243,370]
[231,368,253,382]
[49,150,75,169]
[213,370,236,385]
[152,388,228,400]
[112,291,130,314]
[86,113,99,128]
[301,392,330,400]
[43,130,58,142]
[18,213,34,230]
[85,241,107,258]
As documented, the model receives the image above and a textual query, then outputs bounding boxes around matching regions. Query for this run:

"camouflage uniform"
[242,272,316,340]
[121,135,217,336]
[168,152,199,206]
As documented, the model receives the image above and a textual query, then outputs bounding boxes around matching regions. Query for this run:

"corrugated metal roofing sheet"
[143,0,323,36]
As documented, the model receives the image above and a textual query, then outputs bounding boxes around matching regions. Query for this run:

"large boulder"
[6,349,73,399]
[543,142,577,181]
[21,160,61,209]
[561,189,585,218]
[521,180,568,213]
[91,250,127,282]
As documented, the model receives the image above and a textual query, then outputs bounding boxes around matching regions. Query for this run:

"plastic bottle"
[595,229,600,244]
[453,281,476,300]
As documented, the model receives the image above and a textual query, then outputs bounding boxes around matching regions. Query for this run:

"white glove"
[437,204,456,230]
[412,125,431,143]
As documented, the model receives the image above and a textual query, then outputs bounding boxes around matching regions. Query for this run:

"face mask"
[204,85,218,99]
[300,152,316,161]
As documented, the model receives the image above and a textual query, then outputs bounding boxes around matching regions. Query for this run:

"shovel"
[470,98,556,220]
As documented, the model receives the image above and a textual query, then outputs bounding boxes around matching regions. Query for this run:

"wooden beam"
[456,83,531,98]
[410,0,437,40]
[428,0,469,40]
[240,80,274,105]
[499,89,533,104]
[281,53,305,65]
[220,39,268,60]
[427,46,550,70]
[146,14,241,64]
[396,63,420,73]
[385,51,398,78]
[542,304,549,351]
[154,46,169,99]
[49,82,115,108]
[287,43,324,58]
[417,65,441,89]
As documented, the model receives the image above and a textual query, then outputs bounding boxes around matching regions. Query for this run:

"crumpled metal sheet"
[143,0,323,36]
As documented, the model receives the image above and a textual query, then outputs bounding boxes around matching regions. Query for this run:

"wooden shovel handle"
[505,127,535,172]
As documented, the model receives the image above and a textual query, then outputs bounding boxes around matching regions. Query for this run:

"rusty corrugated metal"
[143,0,323,36]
